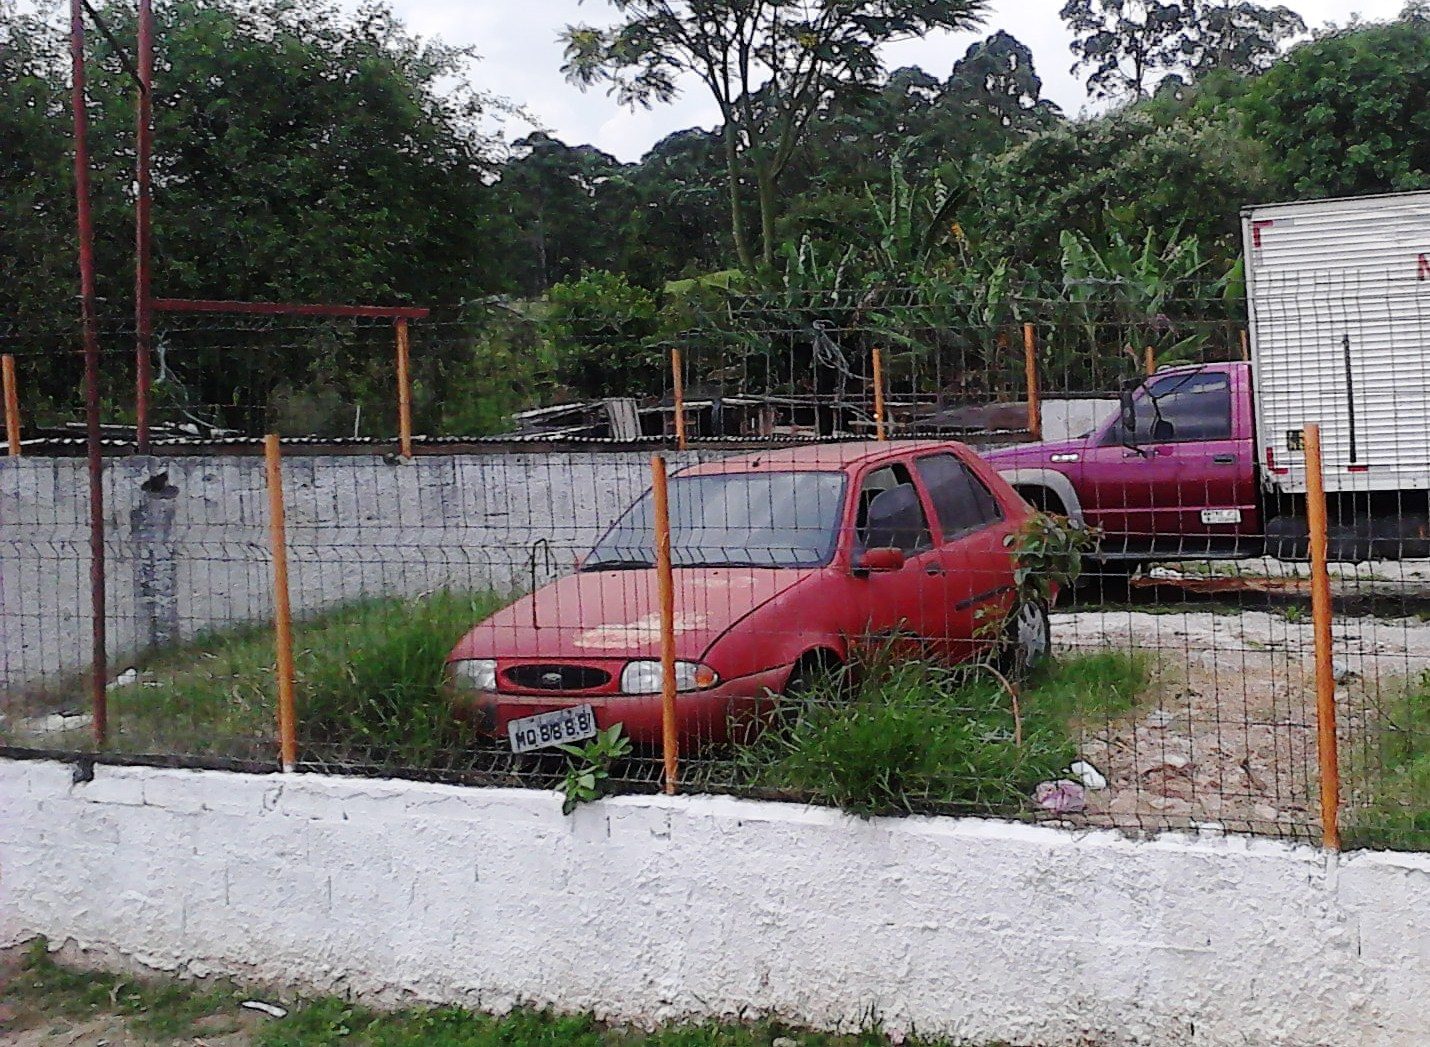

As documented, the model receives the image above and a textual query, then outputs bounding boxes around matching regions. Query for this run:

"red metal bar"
[134,0,154,453]
[154,298,430,319]
[71,0,107,746]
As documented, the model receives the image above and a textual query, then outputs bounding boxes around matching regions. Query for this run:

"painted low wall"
[2,758,1426,1046]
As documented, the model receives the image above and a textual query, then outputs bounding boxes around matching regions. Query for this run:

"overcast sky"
[370,0,1409,162]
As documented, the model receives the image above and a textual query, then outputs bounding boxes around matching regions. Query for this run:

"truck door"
[1080,368,1258,556]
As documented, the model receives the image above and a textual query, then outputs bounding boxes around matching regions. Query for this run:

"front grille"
[504,664,610,691]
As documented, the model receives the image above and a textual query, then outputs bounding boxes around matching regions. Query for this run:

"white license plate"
[1201,508,1242,525]
[507,705,598,753]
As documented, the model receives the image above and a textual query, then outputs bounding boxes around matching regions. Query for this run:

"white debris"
[1034,779,1087,814]
[107,667,140,690]
[1069,760,1108,791]
[24,713,93,736]
[241,1000,288,1019]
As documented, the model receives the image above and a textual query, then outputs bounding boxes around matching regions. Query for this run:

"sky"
[369,0,1410,162]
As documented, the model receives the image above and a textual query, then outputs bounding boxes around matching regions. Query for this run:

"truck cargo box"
[1243,190,1430,495]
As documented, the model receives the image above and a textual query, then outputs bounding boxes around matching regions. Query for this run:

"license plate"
[1201,508,1242,525]
[507,705,598,753]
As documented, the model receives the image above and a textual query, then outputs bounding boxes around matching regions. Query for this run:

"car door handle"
[924,564,947,576]
[1212,454,1236,464]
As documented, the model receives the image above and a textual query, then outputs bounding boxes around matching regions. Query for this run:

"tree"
[561,0,989,273]
[940,31,1063,150]
[544,270,662,397]
[1061,0,1187,99]
[1178,1,1305,77]
[1239,12,1430,197]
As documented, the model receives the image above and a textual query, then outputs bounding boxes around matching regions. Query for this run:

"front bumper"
[451,664,791,748]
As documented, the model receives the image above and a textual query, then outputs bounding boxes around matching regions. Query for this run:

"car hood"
[449,565,820,663]
[982,435,1088,468]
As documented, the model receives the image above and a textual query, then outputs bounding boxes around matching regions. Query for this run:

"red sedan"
[447,441,1048,751]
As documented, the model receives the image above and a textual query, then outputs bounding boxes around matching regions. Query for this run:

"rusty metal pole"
[1022,323,1042,442]
[265,434,299,771]
[1240,329,1250,363]
[1304,423,1341,850]
[395,317,413,459]
[71,0,108,745]
[3,355,20,456]
[1145,345,1156,377]
[871,347,887,441]
[651,454,678,794]
[134,0,154,453]
[670,347,687,450]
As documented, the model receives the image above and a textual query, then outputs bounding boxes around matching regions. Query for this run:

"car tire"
[1000,599,1051,680]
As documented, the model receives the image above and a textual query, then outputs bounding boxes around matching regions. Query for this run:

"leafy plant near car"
[1004,511,1101,605]
[557,725,633,814]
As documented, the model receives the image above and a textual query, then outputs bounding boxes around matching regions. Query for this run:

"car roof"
[676,439,968,476]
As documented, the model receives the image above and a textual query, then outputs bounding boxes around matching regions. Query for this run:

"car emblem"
[542,671,564,687]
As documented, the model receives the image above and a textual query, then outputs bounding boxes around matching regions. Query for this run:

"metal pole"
[871,347,886,441]
[265,434,298,771]
[1304,424,1341,850]
[395,317,413,459]
[1022,323,1041,442]
[651,454,678,794]
[1145,345,1156,377]
[134,0,154,452]
[71,0,107,745]
[3,355,20,457]
[1240,329,1250,363]
[670,347,687,450]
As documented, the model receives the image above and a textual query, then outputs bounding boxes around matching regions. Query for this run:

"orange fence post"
[671,347,687,450]
[395,317,413,459]
[264,434,299,771]
[871,347,887,441]
[1304,423,1341,850]
[651,454,679,794]
[1145,344,1156,377]
[1240,329,1250,362]
[1022,323,1042,442]
[2,355,19,457]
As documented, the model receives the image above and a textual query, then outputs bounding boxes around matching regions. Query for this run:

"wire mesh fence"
[1,285,1427,853]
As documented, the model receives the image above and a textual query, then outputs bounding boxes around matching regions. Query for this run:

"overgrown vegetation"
[4,938,1018,1047]
[105,590,504,766]
[732,650,1151,817]
[1345,671,1430,852]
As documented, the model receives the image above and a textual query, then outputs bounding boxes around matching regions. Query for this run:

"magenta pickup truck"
[985,190,1430,567]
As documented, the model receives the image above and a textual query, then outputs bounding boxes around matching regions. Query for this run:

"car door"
[1081,369,1247,555]
[913,451,1015,661]
[849,460,945,651]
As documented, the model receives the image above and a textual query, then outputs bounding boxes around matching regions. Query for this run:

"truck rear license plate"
[1200,509,1242,525]
[508,705,597,753]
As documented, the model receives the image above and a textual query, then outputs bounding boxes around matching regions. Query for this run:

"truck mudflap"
[1265,512,1430,563]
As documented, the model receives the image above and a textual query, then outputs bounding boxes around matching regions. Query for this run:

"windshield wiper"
[581,559,653,571]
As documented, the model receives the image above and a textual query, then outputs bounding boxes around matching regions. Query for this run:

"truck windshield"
[584,471,847,570]
[1109,371,1232,444]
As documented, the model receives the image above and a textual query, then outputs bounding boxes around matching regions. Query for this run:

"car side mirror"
[1119,383,1138,440]
[854,547,906,576]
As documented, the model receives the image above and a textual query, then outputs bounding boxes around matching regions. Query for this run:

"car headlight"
[449,658,498,692]
[620,660,719,695]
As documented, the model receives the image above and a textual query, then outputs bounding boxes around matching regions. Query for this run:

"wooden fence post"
[395,317,413,459]
[265,434,299,771]
[1304,423,1341,850]
[651,454,678,794]
[671,348,687,450]
[1145,344,1156,377]
[2,355,19,457]
[871,347,887,441]
[1022,323,1042,442]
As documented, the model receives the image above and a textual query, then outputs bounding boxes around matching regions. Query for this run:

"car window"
[855,463,931,555]
[915,453,1003,540]
[1106,371,1233,445]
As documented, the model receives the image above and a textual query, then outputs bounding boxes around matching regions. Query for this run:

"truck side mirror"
[1119,383,1138,440]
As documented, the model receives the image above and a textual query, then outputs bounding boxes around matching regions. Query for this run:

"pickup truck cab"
[986,361,1262,565]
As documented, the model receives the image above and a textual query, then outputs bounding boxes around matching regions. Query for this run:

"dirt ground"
[1050,605,1430,837]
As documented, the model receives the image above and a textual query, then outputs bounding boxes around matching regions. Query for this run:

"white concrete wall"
[2,758,1426,1046]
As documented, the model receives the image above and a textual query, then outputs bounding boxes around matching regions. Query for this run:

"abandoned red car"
[446,440,1047,751]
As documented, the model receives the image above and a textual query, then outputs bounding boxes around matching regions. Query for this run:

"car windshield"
[584,471,846,570]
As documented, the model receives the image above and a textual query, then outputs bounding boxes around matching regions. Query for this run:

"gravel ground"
[1050,606,1430,838]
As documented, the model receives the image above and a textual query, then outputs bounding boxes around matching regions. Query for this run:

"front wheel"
[1000,600,1051,679]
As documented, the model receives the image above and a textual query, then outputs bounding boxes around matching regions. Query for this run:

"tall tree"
[561,0,989,273]
[941,31,1063,150]
[1061,0,1187,99]
[1178,1,1305,77]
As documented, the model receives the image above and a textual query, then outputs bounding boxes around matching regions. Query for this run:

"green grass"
[731,651,1152,817]
[3,939,1014,1046]
[1345,671,1430,852]
[105,590,506,766]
